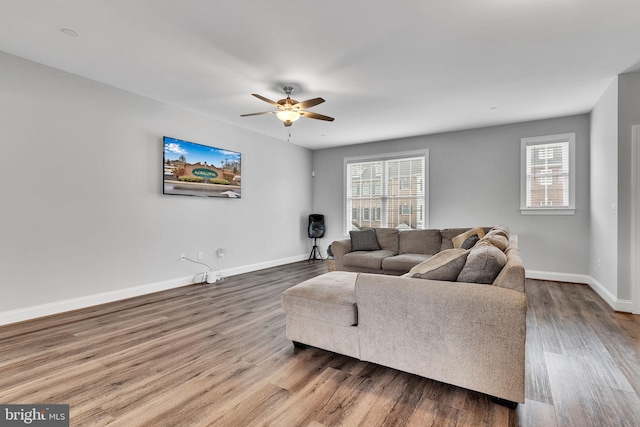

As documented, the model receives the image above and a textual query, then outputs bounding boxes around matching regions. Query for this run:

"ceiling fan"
[241,86,335,127]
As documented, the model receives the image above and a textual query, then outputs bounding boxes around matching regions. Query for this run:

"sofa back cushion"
[483,229,509,251]
[452,226,486,249]
[399,229,442,255]
[493,242,525,293]
[440,228,474,251]
[441,227,493,251]
[372,228,400,254]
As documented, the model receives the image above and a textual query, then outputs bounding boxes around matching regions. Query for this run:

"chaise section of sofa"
[355,273,526,403]
[280,271,360,359]
[282,226,527,404]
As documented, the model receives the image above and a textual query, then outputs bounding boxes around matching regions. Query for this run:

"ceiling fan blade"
[295,97,325,110]
[240,111,276,117]
[300,111,335,122]
[252,93,280,107]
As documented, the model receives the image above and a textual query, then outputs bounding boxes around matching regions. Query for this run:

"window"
[399,178,411,190]
[520,132,575,215]
[345,150,428,233]
[363,208,370,220]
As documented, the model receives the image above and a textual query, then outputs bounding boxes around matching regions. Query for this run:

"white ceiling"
[1,0,640,150]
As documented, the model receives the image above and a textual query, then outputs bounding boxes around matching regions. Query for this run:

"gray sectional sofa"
[281,226,526,404]
[331,227,492,275]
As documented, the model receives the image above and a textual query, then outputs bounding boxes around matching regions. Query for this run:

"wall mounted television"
[163,136,241,198]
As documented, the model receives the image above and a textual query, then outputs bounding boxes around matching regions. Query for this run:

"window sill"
[520,208,575,216]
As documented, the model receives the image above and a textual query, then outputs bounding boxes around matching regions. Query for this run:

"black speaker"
[308,214,325,238]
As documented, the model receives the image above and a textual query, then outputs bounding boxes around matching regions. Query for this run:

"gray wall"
[313,115,591,275]
[8,47,636,317]
[0,52,313,313]
[617,71,640,300]
[590,78,619,296]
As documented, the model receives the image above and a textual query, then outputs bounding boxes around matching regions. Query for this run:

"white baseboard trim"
[588,276,634,313]
[0,275,195,327]
[220,254,309,277]
[526,269,633,313]
[525,269,590,284]
[7,261,629,326]
[0,254,309,327]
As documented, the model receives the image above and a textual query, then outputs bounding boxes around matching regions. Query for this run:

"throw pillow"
[350,229,381,251]
[457,241,507,284]
[460,235,480,250]
[452,227,486,249]
[491,225,510,239]
[482,231,509,251]
[407,249,469,281]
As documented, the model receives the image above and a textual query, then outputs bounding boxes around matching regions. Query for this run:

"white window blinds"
[525,142,569,208]
[346,153,426,232]
[520,133,575,214]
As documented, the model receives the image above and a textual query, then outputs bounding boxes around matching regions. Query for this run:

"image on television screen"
[163,136,241,198]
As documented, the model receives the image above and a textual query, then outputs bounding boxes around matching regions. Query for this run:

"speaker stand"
[308,237,323,262]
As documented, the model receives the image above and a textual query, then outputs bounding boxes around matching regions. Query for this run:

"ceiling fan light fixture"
[242,86,333,127]
[276,110,301,122]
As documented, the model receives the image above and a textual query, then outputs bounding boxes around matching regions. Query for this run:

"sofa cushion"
[350,229,380,251]
[440,228,475,251]
[399,229,442,255]
[482,230,509,251]
[344,250,397,271]
[441,227,492,251]
[452,226,486,249]
[281,271,358,326]
[491,225,511,239]
[493,242,526,293]
[382,253,432,273]
[374,228,400,253]
[457,241,507,284]
[406,249,469,281]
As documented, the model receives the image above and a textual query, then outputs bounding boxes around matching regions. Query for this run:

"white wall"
[0,52,313,322]
[313,115,591,277]
[589,78,619,297]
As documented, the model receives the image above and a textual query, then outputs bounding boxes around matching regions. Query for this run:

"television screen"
[163,136,241,198]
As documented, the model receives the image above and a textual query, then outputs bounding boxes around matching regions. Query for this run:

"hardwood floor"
[1,262,639,426]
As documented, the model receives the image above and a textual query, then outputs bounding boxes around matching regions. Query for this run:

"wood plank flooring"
[1,261,639,426]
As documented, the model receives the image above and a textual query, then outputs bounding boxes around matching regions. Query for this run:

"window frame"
[520,132,576,215]
[344,150,429,235]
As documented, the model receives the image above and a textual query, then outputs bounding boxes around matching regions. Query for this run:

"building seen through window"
[347,155,426,231]
[525,142,569,208]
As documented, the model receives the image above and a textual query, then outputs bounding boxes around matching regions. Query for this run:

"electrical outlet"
[180,253,186,261]
[198,251,204,260]
[217,248,225,257]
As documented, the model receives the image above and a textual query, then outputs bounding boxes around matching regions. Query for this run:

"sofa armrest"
[331,239,352,271]
[354,273,527,403]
